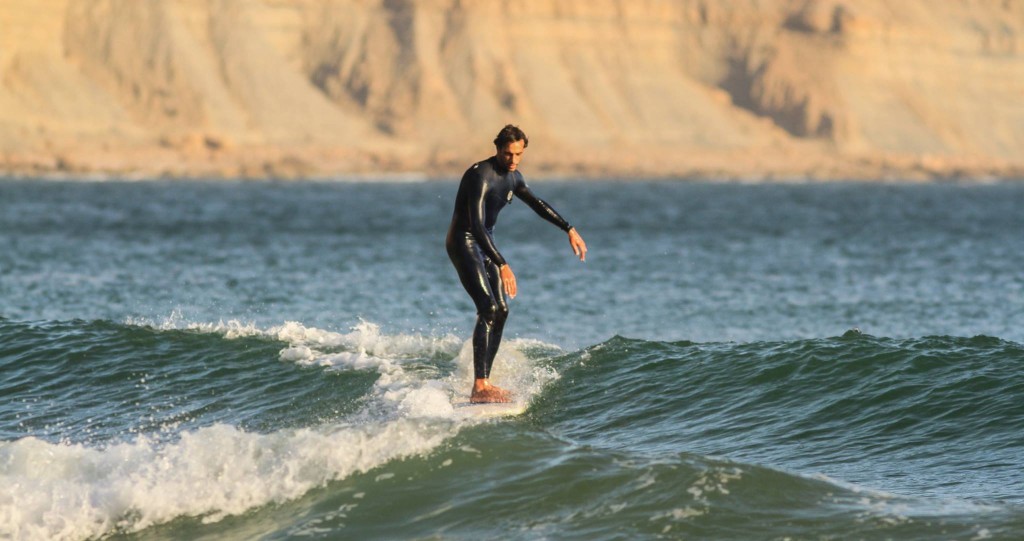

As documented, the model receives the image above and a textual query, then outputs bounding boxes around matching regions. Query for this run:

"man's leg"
[449,242,511,402]
[482,258,509,378]
[467,262,511,402]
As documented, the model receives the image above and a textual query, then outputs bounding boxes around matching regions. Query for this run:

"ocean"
[1,178,1023,540]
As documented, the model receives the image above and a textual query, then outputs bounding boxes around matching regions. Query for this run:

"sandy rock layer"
[1,0,1022,180]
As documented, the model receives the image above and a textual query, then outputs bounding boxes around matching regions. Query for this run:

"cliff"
[1,0,1022,180]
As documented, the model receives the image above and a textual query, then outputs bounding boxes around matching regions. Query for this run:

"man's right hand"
[500,264,517,298]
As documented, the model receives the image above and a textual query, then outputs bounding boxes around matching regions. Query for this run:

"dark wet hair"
[493,124,528,149]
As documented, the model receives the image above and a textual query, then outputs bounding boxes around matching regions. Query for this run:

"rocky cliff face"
[1,0,1022,179]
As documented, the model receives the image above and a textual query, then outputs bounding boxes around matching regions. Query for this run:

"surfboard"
[452,401,528,420]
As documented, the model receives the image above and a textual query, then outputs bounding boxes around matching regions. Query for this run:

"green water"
[2,179,1024,540]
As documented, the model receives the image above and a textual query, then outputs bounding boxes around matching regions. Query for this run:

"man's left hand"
[568,228,587,262]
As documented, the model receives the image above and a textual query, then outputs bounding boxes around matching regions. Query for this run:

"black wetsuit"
[446,157,571,379]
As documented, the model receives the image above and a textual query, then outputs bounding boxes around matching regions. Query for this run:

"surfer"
[446,124,587,403]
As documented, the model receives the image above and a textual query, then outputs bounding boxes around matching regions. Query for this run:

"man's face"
[495,140,526,172]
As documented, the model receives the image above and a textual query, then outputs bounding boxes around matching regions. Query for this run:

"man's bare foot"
[470,387,512,403]
[470,379,512,403]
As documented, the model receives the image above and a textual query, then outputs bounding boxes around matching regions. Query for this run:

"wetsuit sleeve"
[513,176,572,232]
[465,169,507,266]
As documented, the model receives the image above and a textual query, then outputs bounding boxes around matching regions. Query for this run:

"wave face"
[543,333,1024,500]
[2,319,1023,540]
[0,316,556,540]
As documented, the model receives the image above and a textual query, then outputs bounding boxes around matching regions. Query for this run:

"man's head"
[493,124,528,173]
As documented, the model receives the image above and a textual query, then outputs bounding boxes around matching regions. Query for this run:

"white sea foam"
[127,315,559,409]
[127,315,465,361]
[0,421,451,541]
[4,318,560,540]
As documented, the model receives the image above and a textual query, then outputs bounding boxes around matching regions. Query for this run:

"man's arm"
[513,180,572,232]
[465,171,506,266]
[514,178,587,262]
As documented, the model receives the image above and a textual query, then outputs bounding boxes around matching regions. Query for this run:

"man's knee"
[478,300,508,325]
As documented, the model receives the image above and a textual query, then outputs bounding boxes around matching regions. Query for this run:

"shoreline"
[3,169,1020,184]
[2,148,1021,184]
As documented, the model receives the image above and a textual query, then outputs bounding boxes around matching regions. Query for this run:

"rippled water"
[2,178,1023,540]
